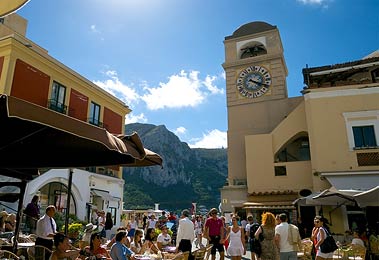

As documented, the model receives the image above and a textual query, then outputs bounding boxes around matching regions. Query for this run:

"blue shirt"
[110,241,133,260]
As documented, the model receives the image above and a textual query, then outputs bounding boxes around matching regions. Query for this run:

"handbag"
[319,228,338,253]
[251,226,264,256]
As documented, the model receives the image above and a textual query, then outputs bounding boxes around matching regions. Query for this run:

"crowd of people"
[0,196,370,260]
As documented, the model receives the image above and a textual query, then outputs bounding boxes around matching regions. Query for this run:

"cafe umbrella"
[0,94,162,251]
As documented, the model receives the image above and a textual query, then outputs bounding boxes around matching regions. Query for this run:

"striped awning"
[243,201,296,209]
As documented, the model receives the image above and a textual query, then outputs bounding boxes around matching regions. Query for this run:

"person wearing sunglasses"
[311,216,333,260]
[130,229,147,254]
[204,208,225,260]
[157,225,172,250]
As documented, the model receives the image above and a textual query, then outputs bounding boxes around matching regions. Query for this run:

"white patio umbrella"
[353,186,379,207]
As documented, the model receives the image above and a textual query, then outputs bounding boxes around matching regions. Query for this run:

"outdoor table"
[17,242,35,248]
[135,254,153,260]
[162,246,176,253]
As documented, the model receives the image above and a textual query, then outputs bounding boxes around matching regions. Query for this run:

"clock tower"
[221,22,292,213]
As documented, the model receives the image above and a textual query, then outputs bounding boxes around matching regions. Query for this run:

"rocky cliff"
[123,123,227,211]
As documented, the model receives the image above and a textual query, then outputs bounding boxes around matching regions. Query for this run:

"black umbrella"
[0,94,163,251]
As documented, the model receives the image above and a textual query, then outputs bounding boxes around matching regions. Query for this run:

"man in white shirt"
[275,213,298,260]
[36,205,57,259]
[176,209,195,260]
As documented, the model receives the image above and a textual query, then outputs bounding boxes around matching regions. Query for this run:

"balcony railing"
[48,99,67,114]
[87,117,104,127]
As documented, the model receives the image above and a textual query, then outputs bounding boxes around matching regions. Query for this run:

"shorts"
[209,235,224,255]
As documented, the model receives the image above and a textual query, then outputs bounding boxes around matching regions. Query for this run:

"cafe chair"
[204,245,212,260]
[167,251,189,260]
[27,245,52,260]
[193,247,207,260]
[332,247,343,259]
[0,250,20,259]
[348,245,366,260]
[27,234,37,242]
[297,238,313,260]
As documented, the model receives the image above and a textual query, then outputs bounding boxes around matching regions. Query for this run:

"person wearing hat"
[204,208,225,260]
[176,209,195,260]
[81,223,97,244]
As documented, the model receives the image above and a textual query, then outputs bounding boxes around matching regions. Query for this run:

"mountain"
[123,123,227,212]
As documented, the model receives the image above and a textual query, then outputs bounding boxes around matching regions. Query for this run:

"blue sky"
[18,0,378,148]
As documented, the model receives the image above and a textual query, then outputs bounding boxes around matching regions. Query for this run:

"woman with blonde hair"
[255,212,278,260]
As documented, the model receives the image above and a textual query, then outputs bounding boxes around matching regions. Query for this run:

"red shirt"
[205,217,223,236]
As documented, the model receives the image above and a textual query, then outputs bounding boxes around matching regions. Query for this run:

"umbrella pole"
[13,179,27,253]
[64,168,73,236]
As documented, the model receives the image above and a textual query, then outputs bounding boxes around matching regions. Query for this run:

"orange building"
[0,14,132,225]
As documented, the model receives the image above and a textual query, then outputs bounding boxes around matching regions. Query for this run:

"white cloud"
[93,70,140,105]
[141,70,223,110]
[90,24,100,33]
[189,129,227,149]
[125,113,147,124]
[297,0,330,8]
[174,126,187,135]
[203,75,224,95]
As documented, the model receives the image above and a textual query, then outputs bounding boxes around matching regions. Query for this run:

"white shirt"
[130,220,138,229]
[148,219,157,229]
[36,214,56,240]
[275,222,294,252]
[352,238,365,247]
[241,220,248,229]
[176,217,195,247]
[157,233,172,246]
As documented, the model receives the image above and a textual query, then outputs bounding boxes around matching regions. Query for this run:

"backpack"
[249,223,260,239]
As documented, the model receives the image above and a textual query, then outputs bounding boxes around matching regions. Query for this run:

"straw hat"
[84,223,97,232]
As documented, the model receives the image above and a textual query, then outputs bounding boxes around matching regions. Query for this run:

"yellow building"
[220,21,379,235]
[0,14,131,224]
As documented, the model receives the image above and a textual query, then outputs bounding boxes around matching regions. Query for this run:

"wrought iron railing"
[87,117,104,127]
[48,99,67,114]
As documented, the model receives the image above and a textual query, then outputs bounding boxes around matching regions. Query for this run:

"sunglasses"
[211,212,217,215]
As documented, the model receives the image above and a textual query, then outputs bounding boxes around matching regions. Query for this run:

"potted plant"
[63,223,83,240]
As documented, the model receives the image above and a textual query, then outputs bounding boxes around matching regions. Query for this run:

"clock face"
[236,65,272,98]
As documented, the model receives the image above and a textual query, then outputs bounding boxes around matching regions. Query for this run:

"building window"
[371,68,379,83]
[275,166,287,176]
[343,110,379,151]
[275,136,311,162]
[49,81,67,114]
[89,102,101,126]
[353,126,377,149]
[240,43,267,59]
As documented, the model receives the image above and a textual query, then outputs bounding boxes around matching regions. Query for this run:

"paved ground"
[191,238,252,260]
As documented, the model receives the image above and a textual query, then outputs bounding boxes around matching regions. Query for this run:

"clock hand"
[248,78,269,86]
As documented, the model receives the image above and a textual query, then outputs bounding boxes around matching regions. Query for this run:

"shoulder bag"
[319,228,338,253]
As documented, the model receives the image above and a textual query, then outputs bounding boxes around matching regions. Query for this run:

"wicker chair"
[297,238,314,260]
[27,245,52,260]
[0,250,20,259]
[348,245,366,260]
[193,247,207,260]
